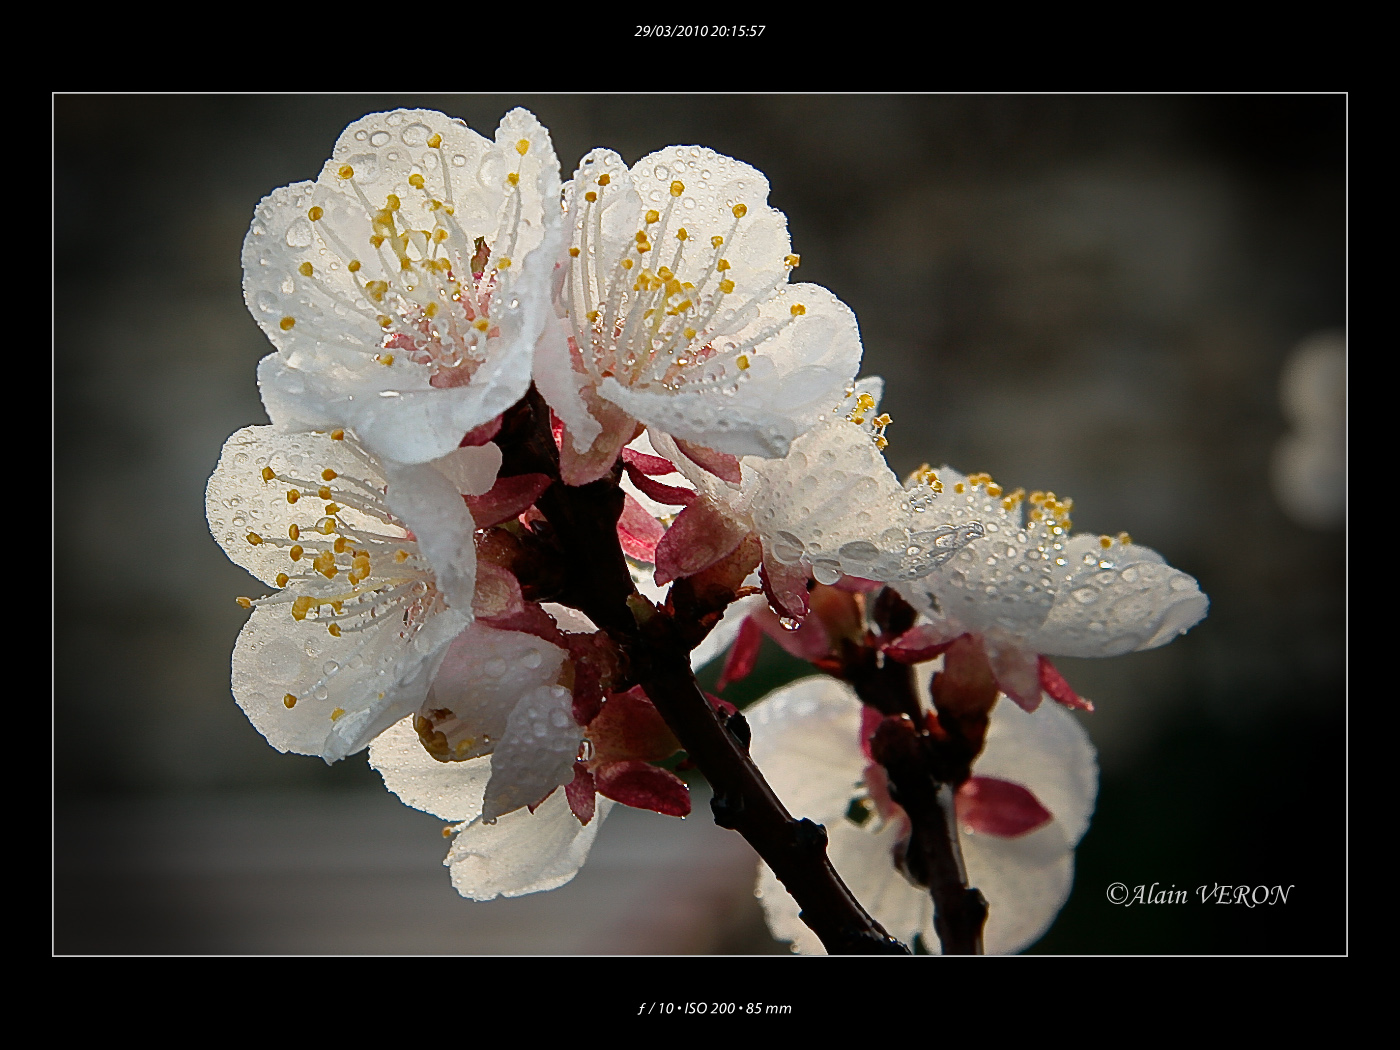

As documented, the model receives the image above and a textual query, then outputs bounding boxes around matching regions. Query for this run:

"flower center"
[566,175,804,397]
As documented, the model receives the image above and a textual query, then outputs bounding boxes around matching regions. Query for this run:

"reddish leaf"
[653,499,749,585]
[595,760,691,817]
[716,616,763,691]
[565,762,597,826]
[956,776,1052,838]
[624,461,696,506]
[459,414,503,447]
[674,438,743,484]
[1040,656,1094,711]
[465,473,551,529]
[621,448,678,475]
[588,686,681,764]
[618,492,666,562]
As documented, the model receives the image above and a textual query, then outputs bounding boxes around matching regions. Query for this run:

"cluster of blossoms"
[208,108,1207,951]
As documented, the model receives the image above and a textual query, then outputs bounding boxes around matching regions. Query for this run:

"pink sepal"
[859,707,883,760]
[749,601,831,661]
[705,692,738,717]
[595,760,691,817]
[674,438,743,484]
[621,448,678,475]
[624,462,696,506]
[716,616,763,691]
[458,414,503,447]
[588,686,681,764]
[1039,656,1094,711]
[760,556,810,622]
[618,492,666,562]
[465,473,551,529]
[990,645,1043,712]
[652,499,749,585]
[565,762,597,826]
[955,776,1053,838]
[881,624,962,665]
[484,603,568,649]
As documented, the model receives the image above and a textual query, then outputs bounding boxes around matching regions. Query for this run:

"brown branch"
[495,389,907,956]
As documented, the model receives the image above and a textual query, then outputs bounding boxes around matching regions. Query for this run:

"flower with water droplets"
[537,145,862,482]
[246,108,563,465]
[749,674,1098,955]
[895,466,1209,710]
[206,425,497,761]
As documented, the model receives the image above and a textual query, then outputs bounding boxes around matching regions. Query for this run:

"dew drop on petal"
[285,219,313,248]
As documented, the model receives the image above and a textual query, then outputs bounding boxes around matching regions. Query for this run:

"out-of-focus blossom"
[245,108,563,465]
[896,466,1208,711]
[206,425,495,761]
[1271,330,1345,529]
[537,145,861,482]
[748,674,1098,955]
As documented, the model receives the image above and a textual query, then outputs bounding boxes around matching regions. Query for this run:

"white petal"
[746,677,869,823]
[479,685,583,822]
[369,715,489,822]
[382,459,478,613]
[447,789,612,901]
[963,827,1075,955]
[690,592,765,672]
[430,443,502,496]
[232,600,468,762]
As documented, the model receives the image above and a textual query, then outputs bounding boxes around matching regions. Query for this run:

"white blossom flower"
[206,425,497,761]
[537,145,862,479]
[895,466,1209,709]
[748,674,1098,955]
[645,380,983,610]
[245,108,563,465]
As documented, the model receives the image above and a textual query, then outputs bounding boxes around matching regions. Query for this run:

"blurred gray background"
[54,95,1345,954]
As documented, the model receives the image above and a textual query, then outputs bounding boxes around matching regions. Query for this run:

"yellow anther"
[324,503,340,515]
[333,536,348,553]
[317,469,336,484]
[276,572,289,587]
[791,304,806,317]
[423,302,439,320]
[1118,532,1132,546]
[261,466,275,482]
[442,826,453,838]
[326,623,342,638]
[785,254,801,268]
[279,316,296,331]
[1100,536,1113,549]
[298,261,314,277]
[409,173,425,189]
[645,210,660,224]
[874,413,892,426]
[283,693,298,709]
[684,327,697,340]
[516,138,530,156]
[584,191,598,203]
[385,193,401,211]
[736,354,750,370]
[987,483,1003,497]
[424,132,442,148]
[289,544,304,561]
[308,206,324,222]
[711,235,723,248]
[874,436,888,450]
[637,242,651,253]
[670,180,684,196]
[954,483,965,494]
[313,550,337,578]
[236,596,252,609]
[347,259,361,273]
[677,227,688,241]
[497,257,511,268]
[370,235,386,251]
[375,353,393,366]
[432,228,448,244]
[716,259,730,271]
[394,550,410,563]
[597,173,610,186]
[856,393,876,410]
[400,258,413,271]
[850,415,866,426]
[378,315,392,328]
[587,310,601,322]
[732,203,747,218]
[330,429,344,441]
[330,708,345,721]
[332,600,344,613]
[719,279,735,294]
[635,230,649,243]
[1029,509,1043,521]
[316,486,331,500]
[621,258,634,270]
[506,172,520,187]
[338,164,354,180]
[657,266,673,280]
[291,596,313,620]
[286,489,300,504]
[318,518,336,535]
[473,319,490,331]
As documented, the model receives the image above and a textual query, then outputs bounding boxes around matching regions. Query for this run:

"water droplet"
[370,130,390,147]
[284,219,313,248]
[522,650,542,669]
[452,154,467,167]
[1072,587,1097,605]
[485,658,506,677]
[314,686,329,700]
[323,660,340,675]
[354,130,367,141]
[778,616,801,631]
